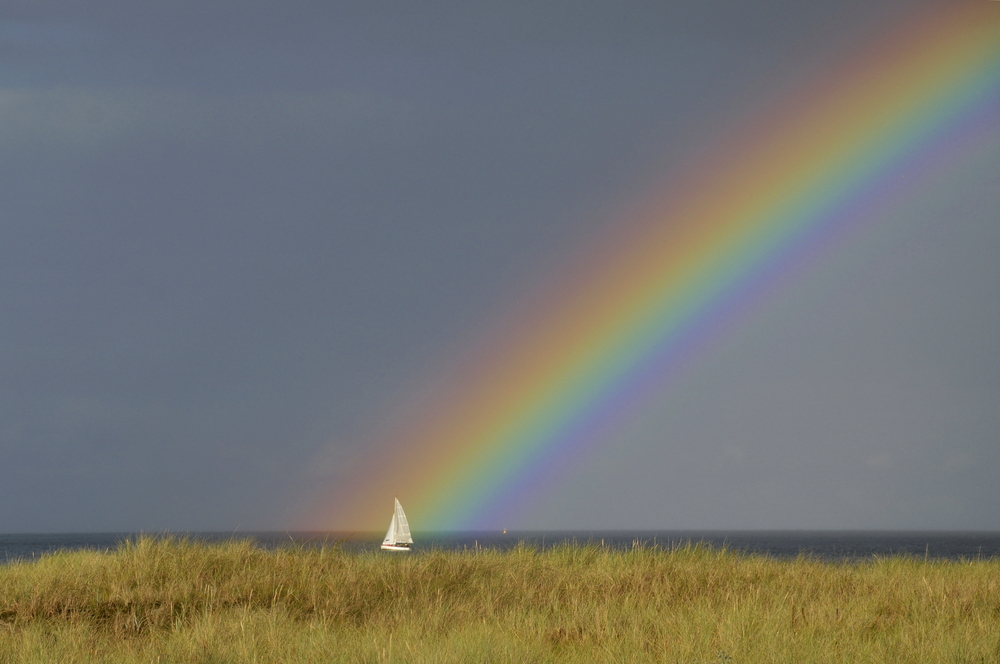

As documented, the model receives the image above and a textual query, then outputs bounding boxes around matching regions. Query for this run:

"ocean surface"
[2,531,999,564]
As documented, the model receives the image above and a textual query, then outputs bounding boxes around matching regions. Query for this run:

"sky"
[1,0,997,533]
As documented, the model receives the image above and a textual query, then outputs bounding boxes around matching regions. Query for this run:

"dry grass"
[0,537,997,662]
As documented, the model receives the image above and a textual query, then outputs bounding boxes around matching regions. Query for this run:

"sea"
[2,531,999,564]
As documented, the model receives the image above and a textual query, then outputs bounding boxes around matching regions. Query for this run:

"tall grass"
[0,537,997,662]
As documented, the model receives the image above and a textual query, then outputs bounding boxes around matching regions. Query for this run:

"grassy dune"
[0,537,997,663]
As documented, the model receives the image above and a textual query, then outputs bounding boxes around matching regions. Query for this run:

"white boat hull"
[380,543,411,552]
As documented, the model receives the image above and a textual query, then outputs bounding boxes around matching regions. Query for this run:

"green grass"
[0,536,998,662]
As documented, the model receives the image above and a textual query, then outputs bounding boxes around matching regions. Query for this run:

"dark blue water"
[2,531,999,563]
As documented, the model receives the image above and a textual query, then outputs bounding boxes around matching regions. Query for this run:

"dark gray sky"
[2,0,997,532]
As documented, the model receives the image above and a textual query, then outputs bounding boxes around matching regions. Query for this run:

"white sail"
[382,510,396,546]
[394,497,413,544]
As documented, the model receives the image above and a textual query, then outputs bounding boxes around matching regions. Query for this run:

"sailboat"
[381,497,413,551]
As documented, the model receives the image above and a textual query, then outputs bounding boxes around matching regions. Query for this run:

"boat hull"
[381,544,412,552]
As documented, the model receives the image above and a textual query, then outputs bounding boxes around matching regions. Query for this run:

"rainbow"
[309,3,1000,530]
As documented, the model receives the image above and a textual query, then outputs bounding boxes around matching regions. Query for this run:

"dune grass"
[0,537,997,663]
